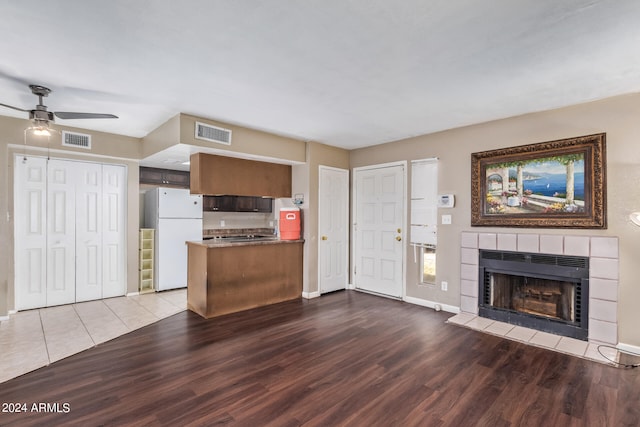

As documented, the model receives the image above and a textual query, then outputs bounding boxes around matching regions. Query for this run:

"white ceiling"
[1,1,640,151]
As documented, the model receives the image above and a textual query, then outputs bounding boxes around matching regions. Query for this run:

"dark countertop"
[202,227,276,237]
[187,238,304,248]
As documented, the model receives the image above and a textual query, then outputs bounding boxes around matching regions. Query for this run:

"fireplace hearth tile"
[506,326,536,342]
[447,314,620,365]
[590,299,618,323]
[584,343,618,366]
[529,331,562,349]
[555,336,588,357]
[497,233,517,251]
[479,233,497,250]
[517,234,539,253]
[460,264,478,281]
[446,312,476,325]
[588,319,618,344]
[564,236,590,257]
[460,279,478,298]
[591,257,619,280]
[461,248,478,265]
[589,278,618,302]
[590,237,619,258]
[461,232,478,249]
[539,235,564,255]
[485,321,515,336]
[460,296,478,314]
[466,316,493,330]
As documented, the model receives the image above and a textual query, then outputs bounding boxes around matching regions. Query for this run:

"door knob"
[321,236,328,240]
[396,236,402,241]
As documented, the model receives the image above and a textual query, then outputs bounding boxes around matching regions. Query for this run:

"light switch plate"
[441,214,452,225]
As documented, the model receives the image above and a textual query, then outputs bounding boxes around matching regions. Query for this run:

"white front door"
[46,159,77,306]
[353,163,405,298]
[14,156,48,310]
[318,166,349,294]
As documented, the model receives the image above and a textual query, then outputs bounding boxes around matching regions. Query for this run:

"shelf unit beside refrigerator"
[139,228,155,293]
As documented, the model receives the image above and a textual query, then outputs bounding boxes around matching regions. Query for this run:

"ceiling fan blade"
[0,102,29,113]
[54,112,118,120]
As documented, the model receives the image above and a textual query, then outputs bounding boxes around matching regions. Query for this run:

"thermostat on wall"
[437,194,455,208]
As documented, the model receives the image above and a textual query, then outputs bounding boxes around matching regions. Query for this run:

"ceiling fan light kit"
[0,84,118,136]
[31,126,51,137]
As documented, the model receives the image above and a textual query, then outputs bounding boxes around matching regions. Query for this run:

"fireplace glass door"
[489,273,576,323]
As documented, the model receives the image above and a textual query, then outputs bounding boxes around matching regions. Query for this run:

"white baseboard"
[302,291,320,299]
[347,283,355,290]
[126,291,140,297]
[403,295,460,314]
[618,342,640,355]
[1,309,18,321]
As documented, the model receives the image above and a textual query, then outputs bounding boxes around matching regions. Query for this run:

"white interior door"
[102,164,126,298]
[14,156,48,310]
[353,163,405,298]
[318,166,349,294]
[46,159,77,306]
[76,162,103,302]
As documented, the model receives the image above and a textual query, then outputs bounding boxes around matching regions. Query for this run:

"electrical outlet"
[441,281,448,291]
[220,220,225,227]
[441,214,452,225]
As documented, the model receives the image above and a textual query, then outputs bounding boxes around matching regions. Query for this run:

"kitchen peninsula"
[186,237,303,318]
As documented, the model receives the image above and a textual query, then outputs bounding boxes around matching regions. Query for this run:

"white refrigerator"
[144,187,202,291]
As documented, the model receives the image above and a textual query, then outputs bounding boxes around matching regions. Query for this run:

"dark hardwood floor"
[1,290,638,426]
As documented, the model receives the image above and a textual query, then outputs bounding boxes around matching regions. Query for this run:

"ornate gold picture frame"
[471,133,606,228]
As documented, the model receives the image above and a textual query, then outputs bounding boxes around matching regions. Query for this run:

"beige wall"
[178,114,306,163]
[0,116,142,315]
[143,113,306,163]
[350,92,640,347]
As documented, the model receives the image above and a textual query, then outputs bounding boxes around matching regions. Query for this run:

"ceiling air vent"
[62,131,91,150]
[195,121,232,145]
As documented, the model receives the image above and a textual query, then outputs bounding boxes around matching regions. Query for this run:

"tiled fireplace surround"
[459,232,618,345]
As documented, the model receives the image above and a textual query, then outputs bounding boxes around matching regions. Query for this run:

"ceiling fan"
[0,84,118,133]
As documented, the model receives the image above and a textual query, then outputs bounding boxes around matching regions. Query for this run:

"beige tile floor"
[0,289,187,384]
[447,312,620,366]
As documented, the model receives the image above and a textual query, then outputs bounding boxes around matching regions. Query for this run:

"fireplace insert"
[478,250,589,340]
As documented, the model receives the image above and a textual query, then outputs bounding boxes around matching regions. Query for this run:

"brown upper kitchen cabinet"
[190,153,291,198]
[203,195,273,212]
[203,195,236,212]
[235,196,273,212]
[140,167,190,188]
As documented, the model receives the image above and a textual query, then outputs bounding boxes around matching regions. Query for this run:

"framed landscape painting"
[471,133,606,228]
